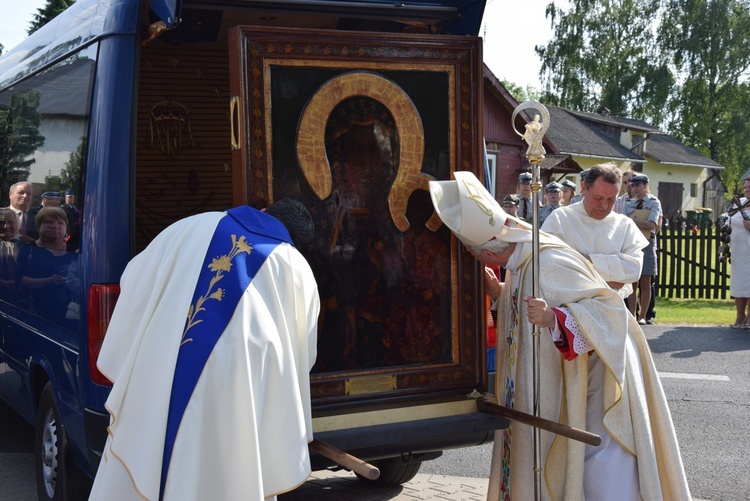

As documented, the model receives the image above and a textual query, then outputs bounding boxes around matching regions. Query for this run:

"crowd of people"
[507,166,661,311]
[509,166,747,330]
[1,182,81,324]
[507,165,671,325]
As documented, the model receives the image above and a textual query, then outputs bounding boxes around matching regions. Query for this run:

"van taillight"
[87,284,120,386]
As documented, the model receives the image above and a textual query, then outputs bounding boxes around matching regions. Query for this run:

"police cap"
[561,179,576,191]
[502,194,520,206]
[518,172,532,183]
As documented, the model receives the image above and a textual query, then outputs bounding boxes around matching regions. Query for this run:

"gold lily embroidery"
[182,234,253,344]
[463,179,496,227]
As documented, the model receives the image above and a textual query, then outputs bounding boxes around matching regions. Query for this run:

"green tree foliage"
[659,0,750,193]
[28,0,76,36]
[537,0,673,125]
[60,136,86,189]
[0,90,46,199]
[43,174,62,191]
[502,81,542,103]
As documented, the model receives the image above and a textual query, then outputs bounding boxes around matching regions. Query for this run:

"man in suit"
[8,182,36,241]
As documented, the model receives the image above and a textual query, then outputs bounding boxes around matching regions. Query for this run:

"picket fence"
[655,221,731,299]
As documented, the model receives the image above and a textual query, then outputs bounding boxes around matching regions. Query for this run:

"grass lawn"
[652,298,737,326]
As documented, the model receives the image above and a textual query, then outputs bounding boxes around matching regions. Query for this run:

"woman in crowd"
[624,174,662,325]
[0,208,20,297]
[560,179,576,206]
[16,207,77,325]
[729,177,750,329]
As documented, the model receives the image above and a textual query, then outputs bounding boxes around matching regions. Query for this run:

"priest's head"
[265,198,314,246]
[581,163,622,220]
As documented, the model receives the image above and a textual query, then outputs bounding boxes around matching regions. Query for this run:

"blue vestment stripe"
[160,206,292,499]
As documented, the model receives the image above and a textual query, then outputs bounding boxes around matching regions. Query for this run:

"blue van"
[0,1,504,499]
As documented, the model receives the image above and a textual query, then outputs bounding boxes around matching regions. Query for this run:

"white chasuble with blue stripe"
[160,206,291,498]
[90,206,320,501]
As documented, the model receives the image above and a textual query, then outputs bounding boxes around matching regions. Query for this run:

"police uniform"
[516,172,537,223]
[624,175,662,276]
[538,181,563,227]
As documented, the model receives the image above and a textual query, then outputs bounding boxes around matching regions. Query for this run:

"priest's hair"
[265,198,314,246]
[467,237,512,255]
[584,162,621,190]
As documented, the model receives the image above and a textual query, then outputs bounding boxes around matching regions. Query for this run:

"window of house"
[485,151,498,198]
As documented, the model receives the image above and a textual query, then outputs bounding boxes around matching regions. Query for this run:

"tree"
[659,0,750,193]
[28,0,75,36]
[43,174,62,191]
[537,0,673,125]
[0,89,46,201]
[502,81,542,103]
[60,136,86,189]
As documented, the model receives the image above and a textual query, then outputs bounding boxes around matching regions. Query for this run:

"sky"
[0,0,555,90]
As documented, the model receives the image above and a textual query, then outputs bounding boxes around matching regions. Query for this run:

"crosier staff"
[511,101,550,501]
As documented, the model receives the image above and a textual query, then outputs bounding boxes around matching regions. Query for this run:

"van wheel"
[35,382,87,501]
[355,457,422,486]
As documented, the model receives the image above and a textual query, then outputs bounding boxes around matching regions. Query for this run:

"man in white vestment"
[541,162,648,299]
[89,200,320,501]
[429,172,691,501]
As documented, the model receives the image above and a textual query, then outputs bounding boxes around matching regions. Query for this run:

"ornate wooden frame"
[229,26,485,410]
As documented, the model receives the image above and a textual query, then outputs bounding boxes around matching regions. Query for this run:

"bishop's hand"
[523,296,556,329]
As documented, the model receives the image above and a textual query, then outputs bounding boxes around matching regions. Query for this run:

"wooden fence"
[656,220,731,299]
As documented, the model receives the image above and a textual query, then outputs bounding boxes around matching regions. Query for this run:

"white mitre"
[429,171,532,245]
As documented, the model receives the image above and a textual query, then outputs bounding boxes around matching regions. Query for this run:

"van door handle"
[230,96,241,150]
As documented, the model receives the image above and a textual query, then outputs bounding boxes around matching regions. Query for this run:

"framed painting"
[229,26,485,410]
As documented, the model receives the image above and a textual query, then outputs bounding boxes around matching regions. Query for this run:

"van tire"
[355,457,422,486]
[35,382,88,501]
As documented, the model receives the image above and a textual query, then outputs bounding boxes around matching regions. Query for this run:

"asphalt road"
[1,324,748,500]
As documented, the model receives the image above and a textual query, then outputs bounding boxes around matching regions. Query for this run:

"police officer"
[569,168,590,204]
[61,189,81,251]
[624,174,663,325]
[561,179,577,206]
[501,194,520,218]
[538,181,563,227]
[516,172,536,223]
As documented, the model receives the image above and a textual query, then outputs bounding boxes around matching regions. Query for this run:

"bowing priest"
[429,171,690,501]
[90,199,320,501]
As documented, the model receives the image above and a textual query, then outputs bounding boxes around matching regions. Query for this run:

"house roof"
[645,133,723,170]
[564,108,660,133]
[545,106,723,170]
[545,106,643,162]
